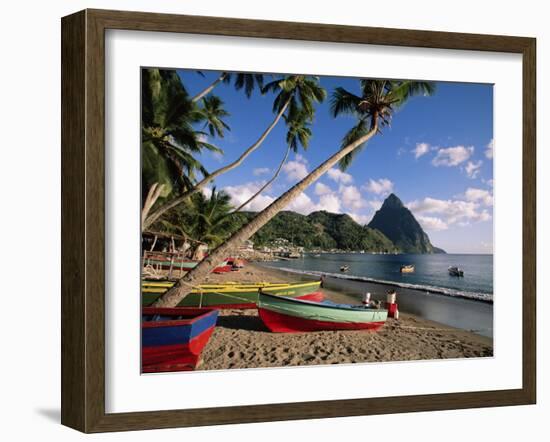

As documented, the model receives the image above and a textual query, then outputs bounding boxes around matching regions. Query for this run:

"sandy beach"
[195,263,493,370]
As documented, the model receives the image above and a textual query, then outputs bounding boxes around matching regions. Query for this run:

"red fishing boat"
[258,291,388,333]
[142,307,218,373]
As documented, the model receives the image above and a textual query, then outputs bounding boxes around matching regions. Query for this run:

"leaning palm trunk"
[232,145,291,213]
[191,72,227,102]
[153,118,379,307]
[141,183,166,230]
[143,98,292,230]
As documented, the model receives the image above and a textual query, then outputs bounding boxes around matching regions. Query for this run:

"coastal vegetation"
[148,71,436,308]
[238,210,396,252]
[154,194,443,254]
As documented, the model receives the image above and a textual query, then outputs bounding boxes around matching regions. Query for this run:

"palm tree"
[331,80,435,170]
[141,69,227,196]
[153,79,435,307]
[232,108,313,212]
[141,69,230,225]
[191,72,265,102]
[158,188,240,248]
[143,75,326,230]
[231,145,291,213]
[198,95,231,138]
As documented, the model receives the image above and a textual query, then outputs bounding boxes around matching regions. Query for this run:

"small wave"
[264,266,494,303]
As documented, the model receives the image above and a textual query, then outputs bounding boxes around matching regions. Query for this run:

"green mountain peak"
[367,193,445,254]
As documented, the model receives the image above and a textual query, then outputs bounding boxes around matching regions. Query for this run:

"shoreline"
[197,262,493,370]
[258,263,494,338]
[262,264,493,303]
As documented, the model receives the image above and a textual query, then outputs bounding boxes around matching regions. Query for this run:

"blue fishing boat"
[142,307,218,373]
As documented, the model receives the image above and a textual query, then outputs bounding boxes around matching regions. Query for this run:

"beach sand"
[195,263,493,370]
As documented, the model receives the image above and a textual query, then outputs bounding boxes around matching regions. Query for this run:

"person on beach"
[362,292,382,309]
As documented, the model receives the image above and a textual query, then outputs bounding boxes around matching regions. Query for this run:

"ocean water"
[267,253,493,302]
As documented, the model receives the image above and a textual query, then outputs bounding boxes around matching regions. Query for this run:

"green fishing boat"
[141,280,324,309]
[258,291,388,332]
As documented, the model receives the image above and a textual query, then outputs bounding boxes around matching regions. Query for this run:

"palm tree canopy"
[224,73,265,98]
[157,187,240,248]
[196,95,231,138]
[263,75,326,152]
[330,79,435,170]
[141,68,230,198]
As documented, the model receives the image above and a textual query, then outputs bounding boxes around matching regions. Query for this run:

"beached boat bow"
[142,307,218,373]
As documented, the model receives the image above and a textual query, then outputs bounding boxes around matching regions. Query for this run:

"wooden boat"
[257,291,388,333]
[340,265,349,273]
[227,258,246,269]
[143,252,230,273]
[142,280,292,289]
[141,280,325,309]
[448,266,464,277]
[400,264,415,273]
[212,264,233,274]
[142,307,218,373]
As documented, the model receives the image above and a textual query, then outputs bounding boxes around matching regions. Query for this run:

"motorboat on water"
[448,266,464,277]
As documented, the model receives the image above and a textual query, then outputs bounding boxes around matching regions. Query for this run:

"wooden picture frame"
[61,9,536,433]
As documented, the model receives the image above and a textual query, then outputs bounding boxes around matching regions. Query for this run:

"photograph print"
[140,67,494,374]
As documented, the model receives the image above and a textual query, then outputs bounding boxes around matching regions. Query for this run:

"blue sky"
[176,70,494,254]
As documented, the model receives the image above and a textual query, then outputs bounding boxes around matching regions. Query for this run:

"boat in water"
[448,266,464,277]
[400,264,415,273]
[340,265,350,273]
[257,291,388,333]
[141,280,324,309]
[141,307,218,373]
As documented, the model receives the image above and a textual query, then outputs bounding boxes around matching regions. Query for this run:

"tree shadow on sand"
[216,314,269,332]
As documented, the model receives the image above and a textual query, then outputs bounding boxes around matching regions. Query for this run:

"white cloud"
[338,185,365,210]
[327,168,353,184]
[284,192,317,214]
[363,178,394,195]
[412,142,430,159]
[314,182,332,196]
[349,212,371,225]
[417,216,448,231]
[465,160,483,179]
[407,196,492,227]
[464,187,493,206]
[222,181,274,212]
[485,179,494,187]
[368,200,384,212]
[282,156,309,181]
[318,193,341,213]
[282,191,342,215]
[253,167,270,176]
[478,210,491,222]
[432,145,474,167]
[485,139,494,159]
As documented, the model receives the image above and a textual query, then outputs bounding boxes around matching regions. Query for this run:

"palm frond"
[338,119,370,171]
[330,87,362,117]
